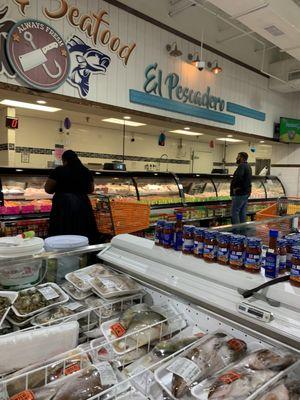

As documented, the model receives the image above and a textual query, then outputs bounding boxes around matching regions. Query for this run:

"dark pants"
[231,195,249,225]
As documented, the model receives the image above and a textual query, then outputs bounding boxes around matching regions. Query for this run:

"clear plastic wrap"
[62,281,92,301]
[65,264,116,292]
[31,301,87,326]
[90,275,141,299]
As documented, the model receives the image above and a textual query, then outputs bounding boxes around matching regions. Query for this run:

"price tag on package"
[76,272,93,282]
[65,302,82,311]
[101,278,117,289]
[96,362,118,386]
[167,357,201,385]
[38,286,60,300]
[10,391,35,400]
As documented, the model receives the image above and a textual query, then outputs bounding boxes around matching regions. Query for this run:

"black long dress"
[48,165,99,243]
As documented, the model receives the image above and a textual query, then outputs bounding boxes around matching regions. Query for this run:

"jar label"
[230,251,243,261]
[204,244,216,258]
[245,253,261,266]
[164,233,173,246]
[194,241,204,255]
[279,255,287,270]
[265,253,279,278]
[174,232,183,250]
[291,264,300,277]
[183,239,194,252]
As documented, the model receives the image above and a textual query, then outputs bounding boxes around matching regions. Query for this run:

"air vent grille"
[288,70,300,81]
[264,25,285,37]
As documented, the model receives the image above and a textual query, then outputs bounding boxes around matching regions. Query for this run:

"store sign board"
[129,63,266,126]
[0,1,136,95]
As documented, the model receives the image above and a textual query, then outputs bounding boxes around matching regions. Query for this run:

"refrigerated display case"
[0,217,299,399]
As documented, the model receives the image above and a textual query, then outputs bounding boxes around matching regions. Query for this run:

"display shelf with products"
[0,239,299,399]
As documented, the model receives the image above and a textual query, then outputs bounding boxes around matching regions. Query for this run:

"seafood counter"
[0,255,299,400]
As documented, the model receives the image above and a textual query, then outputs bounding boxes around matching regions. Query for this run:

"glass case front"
[94,173,137,199]
[263,177,285,199]
[250,179,266,200]
[133,174,181,206]
[212,176,231,200]
[179,175,217,202]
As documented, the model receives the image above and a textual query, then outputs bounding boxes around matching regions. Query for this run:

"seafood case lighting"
[0,242,299,399]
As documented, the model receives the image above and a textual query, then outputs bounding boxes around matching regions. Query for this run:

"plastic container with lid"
[229,235,245,270]
[45,235,89,283]
[290,246,300,287]
[0,236,44,289]
[182,225,195,254]
[203,231,218,262]
[244,237,262,273]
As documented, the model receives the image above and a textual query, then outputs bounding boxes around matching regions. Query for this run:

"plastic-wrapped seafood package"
[62,281,92,301]
[154,332,247,399]
[0,292,17,328]
[191,346,298,400]
[0,321,79,375]
[91,275,141,299]
[8,363,128,400]
[5,349,91,397]
[84,295,121,319]
[12,284,69,317]
[101,303,186,354]
[31,301,87,326]
[65,264,116,292]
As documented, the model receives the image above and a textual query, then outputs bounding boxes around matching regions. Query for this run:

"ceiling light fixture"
[123,116,131,120]
[170,129,203,136]
[0,99,61,112]
[260,140,265,143]
[207,60,223,75]
[102,118,146,127]
[227,134,233,138]
[166,42,182,57]
[184,127,190,130]
[36,100,47,105]
[217,138,243,143]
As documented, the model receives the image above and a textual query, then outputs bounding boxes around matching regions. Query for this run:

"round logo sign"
[6,19,70,91]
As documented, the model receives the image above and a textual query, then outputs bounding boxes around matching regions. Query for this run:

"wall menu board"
[279,117,300,143]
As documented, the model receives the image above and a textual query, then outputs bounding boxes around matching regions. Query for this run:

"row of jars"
[155,221,300,284]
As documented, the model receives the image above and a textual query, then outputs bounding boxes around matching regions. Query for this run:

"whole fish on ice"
[238,349,296,371]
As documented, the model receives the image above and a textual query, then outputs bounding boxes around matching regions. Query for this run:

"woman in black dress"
[45,150,99,243]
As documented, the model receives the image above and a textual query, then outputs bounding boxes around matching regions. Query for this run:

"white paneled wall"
[1,1,300,139]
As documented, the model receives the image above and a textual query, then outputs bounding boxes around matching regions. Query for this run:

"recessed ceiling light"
[217,138,243,143]
[227,134,233,138]
[36,100,47,105]
[102,118,146,127]
[260,140,265,143]
[0,99,61,112]
[123,116,131,120]
[184,127,190,130]
[170,129,203,136]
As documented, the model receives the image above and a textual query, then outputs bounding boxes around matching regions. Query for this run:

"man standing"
[230,152,252,224]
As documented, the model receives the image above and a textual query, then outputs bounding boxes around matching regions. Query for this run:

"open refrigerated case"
[0,214,299,399]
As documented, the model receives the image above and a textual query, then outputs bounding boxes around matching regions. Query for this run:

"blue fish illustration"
[67,35,111,97]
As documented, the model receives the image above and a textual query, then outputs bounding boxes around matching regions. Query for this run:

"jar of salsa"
[163,222,175,249]
[244,237,262,273]
[203,231,218,262]
[229,235,245,270]
[217,232,232,265]
[194,228,206,258]
[182,225,195,254]
[155,220,165,246]
[277,238,287,273]
[290,246,300,287]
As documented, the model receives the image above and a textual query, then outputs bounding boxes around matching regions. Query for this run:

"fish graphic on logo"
[67,35,111,97]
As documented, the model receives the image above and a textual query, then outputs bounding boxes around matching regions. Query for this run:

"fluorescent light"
[227,134,233,138]
[36,100,47,105]
[102,118,146,127]
[123,116,131,120]
[170,129,203,136]
[0,99,61,112]
[217,138,243,143]
[184,127,190,130]
[260,140,265,143]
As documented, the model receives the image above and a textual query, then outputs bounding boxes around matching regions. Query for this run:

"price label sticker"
[101,278,117,289]
[218,371,241,385]
[38,286,59,301]
[167,357,201,385]
[64,363,81,375]
[10,391,35,400]
[65,302,82,311]
[110,322,126,337]
[96,362,117,386]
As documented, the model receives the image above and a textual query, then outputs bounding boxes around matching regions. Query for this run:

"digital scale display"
[238,302,273,323]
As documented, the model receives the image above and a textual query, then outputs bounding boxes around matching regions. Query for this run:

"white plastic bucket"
[0,237,44,289]
[45,235,89,282]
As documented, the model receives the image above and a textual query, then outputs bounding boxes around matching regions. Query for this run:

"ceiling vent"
[264,25,285,36]
[288,69,300,81]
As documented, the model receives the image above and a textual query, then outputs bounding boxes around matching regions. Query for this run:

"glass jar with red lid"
[244,237,262,273]
[203,231,218,262]
[229,235,245,270]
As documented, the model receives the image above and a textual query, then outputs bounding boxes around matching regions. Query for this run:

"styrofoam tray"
[62,281,93,301]
[12,283,69,318]
[0,291,18,328]
[31,301,88,326]
[90,275,142,299]
[65,264,116,292]
[6,312,35,327]
[101,304,187,355]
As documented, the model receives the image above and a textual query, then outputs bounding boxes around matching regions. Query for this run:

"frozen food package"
[65,264,116,292]
[62,281,93,301]
[0,321,79,375]
[31,301,87,326]
[12,283,69,317]
[6,348,91,396]
[8,364,121,400]
[191,367,277,400]
[91,275,141,299]
[154,332,248,399]
[101,303,187,354]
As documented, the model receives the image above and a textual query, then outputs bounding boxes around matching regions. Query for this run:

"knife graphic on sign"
[19,42,59,72]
